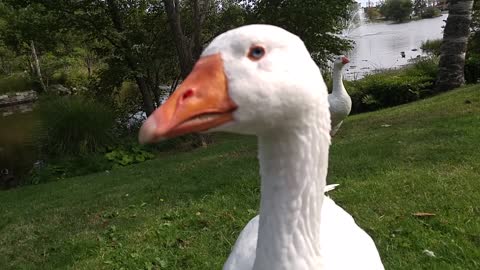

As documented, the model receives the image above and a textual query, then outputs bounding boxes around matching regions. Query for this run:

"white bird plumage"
[140,24,383,270]
[328,55,352,136]
[223,184,384,270]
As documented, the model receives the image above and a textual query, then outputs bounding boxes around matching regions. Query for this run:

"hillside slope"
[1,86,479,269]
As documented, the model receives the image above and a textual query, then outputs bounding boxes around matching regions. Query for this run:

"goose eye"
[248,46,265,60]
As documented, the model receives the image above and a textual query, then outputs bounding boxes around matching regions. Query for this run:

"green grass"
[1,85,480,269]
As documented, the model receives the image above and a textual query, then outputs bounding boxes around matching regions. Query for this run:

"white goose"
[328,55,352,136]
[139,25,384,270]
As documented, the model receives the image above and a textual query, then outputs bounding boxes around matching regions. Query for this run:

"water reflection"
[345,14,447,80]
[0,104,38,189]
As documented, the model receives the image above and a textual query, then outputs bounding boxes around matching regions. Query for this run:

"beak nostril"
[181,89,195,102]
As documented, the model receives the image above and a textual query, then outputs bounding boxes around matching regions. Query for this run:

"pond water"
[0,104,38,189]
[343,13,448,80]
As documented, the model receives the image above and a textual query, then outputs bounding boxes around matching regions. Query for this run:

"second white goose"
[328,55,352,136]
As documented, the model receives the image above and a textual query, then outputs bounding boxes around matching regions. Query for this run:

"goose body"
[140,25,384,270]
[328,55,352,136]
[224,195,383,270]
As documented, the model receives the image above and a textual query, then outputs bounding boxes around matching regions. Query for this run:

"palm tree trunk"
[435,0,474,91]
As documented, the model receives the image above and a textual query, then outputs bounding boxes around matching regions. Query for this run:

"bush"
[52,61,90,89]
[421,7,441,18]
[350,73,432,112]
[37,95,115,156]
[365,7,382,21]
[380,0,413,22]
[405,56,439,78]
[421,39,442,56]
[26,154,112,185]
[349,57,438,113]
[465,54,480,84]
[40,52,65,87]
[0,73,34,94]
[114,81,142,110]
[105,145,155,167]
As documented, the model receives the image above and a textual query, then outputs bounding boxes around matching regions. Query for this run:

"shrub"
[405,56,439,79]
[365,7,382,21]
[349,57,438,113]
[105,145,155,167]
[421,39,442,56]
[36,95,115,156]
[421,7,441,18]
[52,62,89,89]
[465,54,480,84]
[40,52,65,87]
[380,0,413,22]
[350,73,432,112]
[26,154,112,185]
[0,73,34,94]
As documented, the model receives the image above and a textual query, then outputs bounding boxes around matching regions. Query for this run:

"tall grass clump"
[0,73,33,94]
[405,56,439,78]
[421,39,442,56]
[421,7,441,18]
[37,95,115,156]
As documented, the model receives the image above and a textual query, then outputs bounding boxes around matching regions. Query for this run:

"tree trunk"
[435,0,474,91]
[192,0,205,60]
[30,40,47,93]
[163,0,211,147]
[192,0,211,148]
[85,52,94,78]
[163,0,195,78]
[133,75,155,115]
[106,0,155,115]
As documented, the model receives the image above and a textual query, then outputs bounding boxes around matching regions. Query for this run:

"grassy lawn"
[1,85,479,269]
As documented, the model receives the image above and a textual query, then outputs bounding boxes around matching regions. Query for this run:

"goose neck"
[253,115,330,270]
[332,66,346,95]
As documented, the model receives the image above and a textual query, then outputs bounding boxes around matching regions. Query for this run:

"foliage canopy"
[0,0,356,105]
[380,0,413,22]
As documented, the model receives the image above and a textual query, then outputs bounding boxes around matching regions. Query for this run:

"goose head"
[333,55,349,69]
[139,24,328,143]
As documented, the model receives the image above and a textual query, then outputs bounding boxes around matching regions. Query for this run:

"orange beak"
[342,56,350,64]
[139,54,237,144]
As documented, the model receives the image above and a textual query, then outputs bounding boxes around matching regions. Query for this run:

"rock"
[0,168,19,190]
[50,84,71,95]
[0,90,38,108]
[33,160,46,169]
